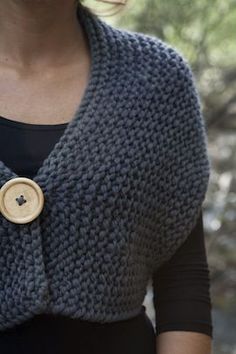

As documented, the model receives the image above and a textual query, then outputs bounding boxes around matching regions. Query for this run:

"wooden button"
[0,177,44,224]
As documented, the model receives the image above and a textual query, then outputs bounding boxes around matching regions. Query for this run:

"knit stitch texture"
[0,4,211,330]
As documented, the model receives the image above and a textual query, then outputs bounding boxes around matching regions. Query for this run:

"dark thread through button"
[15,195,27,206]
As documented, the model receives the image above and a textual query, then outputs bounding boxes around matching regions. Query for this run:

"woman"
[0,0,213,353]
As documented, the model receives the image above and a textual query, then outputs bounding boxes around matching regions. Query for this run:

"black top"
[0,115,213,353]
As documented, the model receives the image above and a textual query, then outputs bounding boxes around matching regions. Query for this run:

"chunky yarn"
[0,4,210,330]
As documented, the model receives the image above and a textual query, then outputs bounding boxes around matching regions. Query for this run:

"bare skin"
[0,0,91,124]
[0,1,213,353]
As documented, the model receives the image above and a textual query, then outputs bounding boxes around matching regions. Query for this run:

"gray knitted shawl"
[0,5,210,330]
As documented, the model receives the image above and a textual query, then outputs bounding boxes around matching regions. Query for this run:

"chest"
[0,63,90,124]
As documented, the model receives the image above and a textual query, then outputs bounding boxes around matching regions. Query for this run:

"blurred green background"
[85,1,236,353]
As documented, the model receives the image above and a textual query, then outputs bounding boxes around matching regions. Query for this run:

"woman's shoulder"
[111,25,194,84]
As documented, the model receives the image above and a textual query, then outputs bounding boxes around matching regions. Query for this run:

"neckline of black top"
[0,115,69,130]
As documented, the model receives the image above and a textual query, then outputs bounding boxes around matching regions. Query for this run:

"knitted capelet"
[0,4,211,329]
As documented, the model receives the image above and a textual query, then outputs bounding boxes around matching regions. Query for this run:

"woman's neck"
[0,0,85,72]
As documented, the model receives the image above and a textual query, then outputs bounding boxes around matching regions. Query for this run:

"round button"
[0,177,44,224]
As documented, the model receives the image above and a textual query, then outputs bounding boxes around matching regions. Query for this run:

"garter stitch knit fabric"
[0,5,211,330]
